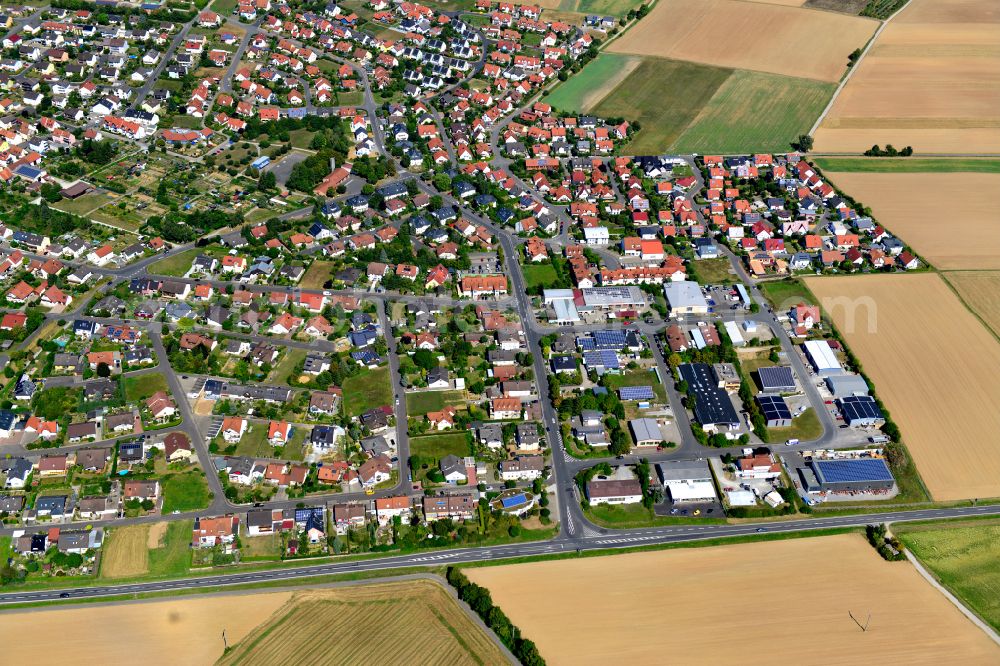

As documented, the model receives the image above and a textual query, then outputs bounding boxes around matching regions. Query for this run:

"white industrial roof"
[663,281,708,310]
[666,480,717,502]
[803,339,842,372]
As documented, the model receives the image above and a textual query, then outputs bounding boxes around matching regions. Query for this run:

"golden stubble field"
[822,171,1000,270]
[943,271,1000,337]
[815,0,1000,153]
[608,0,878,81]
[806,273,1000,500]
[99,524,150,578]
[219,580,509,666]
[467,534,1000,665]
[0,591,293,664]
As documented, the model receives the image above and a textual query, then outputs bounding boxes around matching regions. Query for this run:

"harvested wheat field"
[806,273,1000,500]
[822,172,1000,269]
[0,591,292,665]
[99,524,150,578]
[219,579,509,666]
[944,271,1000,338]
[815,0,1000,153]
[467,533,1000,665]
[608,0,878,81]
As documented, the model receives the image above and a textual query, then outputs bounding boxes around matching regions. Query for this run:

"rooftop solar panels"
[619,385,655,401]
[593,329,627,350]
[756,394,792,422]
[838,395,884,425]
[583,350,619,370]
[757,366,796,392]
[501,493,529,509]
[813,458,893,485]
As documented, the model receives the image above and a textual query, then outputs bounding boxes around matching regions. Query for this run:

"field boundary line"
[808,0,916,136]
[904,550,1000,645]
[937,271,1000,345]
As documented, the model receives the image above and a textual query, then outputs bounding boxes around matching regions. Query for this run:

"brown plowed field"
[815,0,1000,153]
[607,0,878,81]
[467,533,1000,664]
[806,273,1000,501]
[821,171,1000,269]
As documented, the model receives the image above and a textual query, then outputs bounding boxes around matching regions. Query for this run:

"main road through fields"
[1,503,997,605]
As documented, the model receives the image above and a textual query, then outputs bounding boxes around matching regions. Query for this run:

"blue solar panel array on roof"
[501,493,528,509]
[813,458,893,484]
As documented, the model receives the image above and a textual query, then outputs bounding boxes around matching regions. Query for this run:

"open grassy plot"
[608,0,878,82]
[759,278,817,309]
[806,273,1000,501]
[236,424,276,458]
[815,0,1000,153]
[545,53,641,113]
[557,0,645,16]
[671,70,835,153]
[161,471,211,513]
[410,432,471,461]
[814,157,1000,173]
[601,369,667,403]
[590,57,732,154]
[147,520,195,578]
[268,348,306,386]
[821,171,1000,270]
[299,260,335,290]
[467,533,1000,664]
[123,373,169,401]
[148,248,203,277]
[943,271,1000,339]
[896,519,1000,632]
[0,590,292,664]
[691,257,736,285]
[219,580,509,666]
[520,262,559,291]
[52,191,115,216]
[768,407,823,441]
[342,366,393,416]
[804,0,868,12]
[99,524,150,578]
[406,390,466,416]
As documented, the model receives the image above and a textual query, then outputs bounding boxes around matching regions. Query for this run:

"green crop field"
[558,0,645,16]
[897,520,1000,632]
[342,366,393,416]
[671,70,835,154]
[591,58,732,155]
[547,53,639,113]
[814,157,1000,173]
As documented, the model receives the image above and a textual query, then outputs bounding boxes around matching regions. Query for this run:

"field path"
[808,0,915,135]
[905,551,1000,646]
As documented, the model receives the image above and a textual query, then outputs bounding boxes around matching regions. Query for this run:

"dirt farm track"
[467,534,1000,665]
[806,273,1000,501]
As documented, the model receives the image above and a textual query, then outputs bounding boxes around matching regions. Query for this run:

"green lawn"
[759,279,817,309]
[148,248,202,277]
[896,519,1000,632]
[280,426,307,462]
[343,366,393,416]
[521,263,559,291]
[409,432,470,462]
[691,257,735,285]
[300,261,335,290]
[602,369,667,403]
[768,407,823,442]
[160,471,211,513]
[268,348,306,386]
[52,191,114,216]
[235,423,274,458]
[406,390,465,416]
[671,70,835,154]
[814,157,1000,173]
[148,520,194,578]
[123,373,169,401]
[337,91,366,107]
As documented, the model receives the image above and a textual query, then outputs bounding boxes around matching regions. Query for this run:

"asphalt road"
[2,502,997,605]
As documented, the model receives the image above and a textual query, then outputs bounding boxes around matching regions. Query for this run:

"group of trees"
[866,523,906,561]
[447,567,546,666]
[864,144,914,157]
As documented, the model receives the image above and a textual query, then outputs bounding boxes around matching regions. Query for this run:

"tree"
[258,170,276,191]
[412,348,436,371]
[793,134,814,152]
[96,362,111,377]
